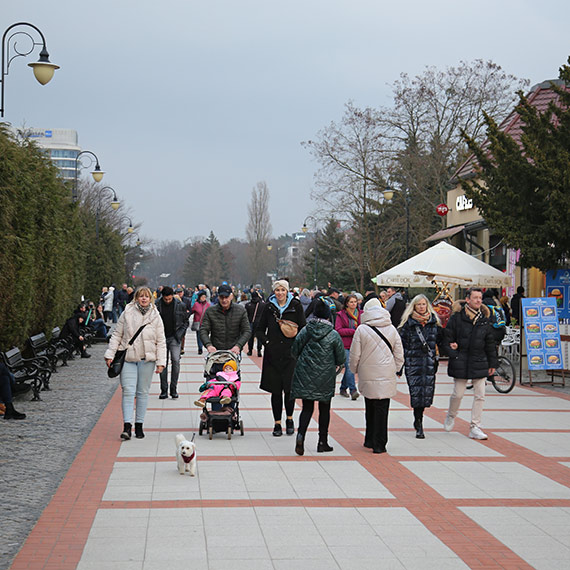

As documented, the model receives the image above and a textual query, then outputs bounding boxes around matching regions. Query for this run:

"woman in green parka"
[291,299,345,456]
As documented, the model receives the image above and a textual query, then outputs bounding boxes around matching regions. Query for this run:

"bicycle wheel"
[492,355,516,393]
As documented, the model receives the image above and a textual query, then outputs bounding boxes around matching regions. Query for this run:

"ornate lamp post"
[383,187,411,259]
[95,186,120,240]
[1,22,59,117]
[73,150,105,202]
[302,216,319,289]
[266,243,279,279]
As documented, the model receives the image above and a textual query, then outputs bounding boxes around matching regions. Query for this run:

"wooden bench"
[27,332,59,372]
[1,347,52,401]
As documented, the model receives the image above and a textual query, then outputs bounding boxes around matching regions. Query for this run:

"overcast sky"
[3,1,569,245]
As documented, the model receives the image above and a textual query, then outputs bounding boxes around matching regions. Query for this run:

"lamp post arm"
[1,22,50,117]
[74,150,102,202]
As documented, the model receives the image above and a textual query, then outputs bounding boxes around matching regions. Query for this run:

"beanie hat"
[314,299,331,320]
[272,279,290,291]
[223,360,238,371]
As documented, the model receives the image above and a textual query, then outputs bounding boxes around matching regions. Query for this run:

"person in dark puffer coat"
[398,295,443,439]
[291,299,345,456]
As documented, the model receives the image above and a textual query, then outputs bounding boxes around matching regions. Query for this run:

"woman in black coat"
[257,280,306,437]
[398,295,443,439]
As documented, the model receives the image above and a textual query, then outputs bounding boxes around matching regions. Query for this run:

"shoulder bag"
[367,324,403,375]
[107,324,147,378]
[273,307,299,338]
[416,325,439,373]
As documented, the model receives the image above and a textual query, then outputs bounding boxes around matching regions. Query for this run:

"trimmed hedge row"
[0,126,125,349]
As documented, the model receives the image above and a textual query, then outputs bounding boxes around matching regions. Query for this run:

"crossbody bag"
[107,324,147,378]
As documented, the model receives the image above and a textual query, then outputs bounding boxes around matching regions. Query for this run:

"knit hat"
[313,299,331,320]
[272,279,290,291]
[223,360,238,371]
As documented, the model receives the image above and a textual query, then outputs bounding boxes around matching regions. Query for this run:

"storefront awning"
[424,225,465,243]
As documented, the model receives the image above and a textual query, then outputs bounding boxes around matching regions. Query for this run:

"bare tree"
[245,181,273,283]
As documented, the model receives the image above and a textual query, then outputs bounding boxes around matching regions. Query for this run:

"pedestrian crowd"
[98,279,514,456]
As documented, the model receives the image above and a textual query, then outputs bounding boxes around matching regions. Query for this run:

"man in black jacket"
[245,291,265,357]
[199,284,250,354]
[443,288,498,440]
[155,286,189,399]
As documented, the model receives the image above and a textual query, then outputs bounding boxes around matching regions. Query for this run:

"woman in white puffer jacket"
[105,287,167,441]
[350,300,404,454]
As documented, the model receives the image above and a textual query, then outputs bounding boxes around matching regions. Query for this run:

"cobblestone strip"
[0,343,118,570]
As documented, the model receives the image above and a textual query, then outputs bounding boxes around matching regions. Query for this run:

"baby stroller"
[198,350,244,440]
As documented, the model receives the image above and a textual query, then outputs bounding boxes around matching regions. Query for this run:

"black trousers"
[298,399,331,441]
[271,391,295,422]
[364,397,390,450]
[247,330,263,353]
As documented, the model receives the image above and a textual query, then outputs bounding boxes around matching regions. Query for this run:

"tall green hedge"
[0,127,125,349]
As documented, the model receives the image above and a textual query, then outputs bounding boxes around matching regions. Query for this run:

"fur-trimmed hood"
[451,300,490,318]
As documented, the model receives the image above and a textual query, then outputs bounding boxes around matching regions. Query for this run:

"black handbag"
[107,325,147,378]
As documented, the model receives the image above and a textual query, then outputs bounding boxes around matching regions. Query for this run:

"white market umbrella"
[373,241,512,288]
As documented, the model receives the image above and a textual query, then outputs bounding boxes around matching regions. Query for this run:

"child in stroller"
[194,359,241,407]
[198,350,245,439]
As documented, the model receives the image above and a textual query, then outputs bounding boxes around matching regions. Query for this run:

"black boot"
[285,418,294,435]
[272,423,283,437]
[121,422,132,440]
[317,439,334,453]
[295,432,305,456]
[414,418,426,439]
[4,403,26,420]
[134,423,145,439]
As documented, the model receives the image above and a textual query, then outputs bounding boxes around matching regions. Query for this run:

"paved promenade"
[4,334,570,569]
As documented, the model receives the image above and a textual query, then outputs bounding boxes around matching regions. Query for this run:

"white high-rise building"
[15,128,80,181]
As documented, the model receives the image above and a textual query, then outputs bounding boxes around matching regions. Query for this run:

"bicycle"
[466,354,516,393]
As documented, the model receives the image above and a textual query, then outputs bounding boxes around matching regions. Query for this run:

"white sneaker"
[469,426,488,440]
[443,415,455,432]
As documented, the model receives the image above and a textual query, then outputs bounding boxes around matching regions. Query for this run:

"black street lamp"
[384,187,411,259]
[266,243,279,279]
[302,216,318,289]
[1,22,59,117]
[95,186,120,240]
[73,150,105,202]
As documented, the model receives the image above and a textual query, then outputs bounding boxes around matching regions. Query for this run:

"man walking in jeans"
[155,286,189,399]
[443,288,498,440]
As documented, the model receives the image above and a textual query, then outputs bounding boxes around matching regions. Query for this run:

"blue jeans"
[160,337,181,394]
[196,331,203,352]
[120,361,155,424]
[340,348,356,393]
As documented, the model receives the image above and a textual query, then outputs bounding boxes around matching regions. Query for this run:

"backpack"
[486,303,506,329]
[322,296,338,319]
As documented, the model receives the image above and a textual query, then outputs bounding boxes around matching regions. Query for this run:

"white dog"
[175,433,197,476]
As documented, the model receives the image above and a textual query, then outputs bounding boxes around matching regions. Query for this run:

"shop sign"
[455,195,473,211]
[435,203,449,216]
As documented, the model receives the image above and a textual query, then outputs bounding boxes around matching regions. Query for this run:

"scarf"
[346,308,359,328]
[464,303,482,323]
[136,302,151,315]
[412,309,430,325]
[269,292,293,316]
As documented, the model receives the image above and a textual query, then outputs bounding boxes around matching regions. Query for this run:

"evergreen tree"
[462,58,570,271]
[203,231,224,285]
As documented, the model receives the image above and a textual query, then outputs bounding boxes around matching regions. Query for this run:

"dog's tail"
[175,433,186,447]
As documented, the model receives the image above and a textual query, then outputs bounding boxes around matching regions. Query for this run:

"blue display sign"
[545,269,570,320]
[522,297,563,370]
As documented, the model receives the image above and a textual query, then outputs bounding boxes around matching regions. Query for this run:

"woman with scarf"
[398,295,443,439]
[105,287,167,441]
[257,280,306,436]
[335,294,361,399]
[191,291,210,355]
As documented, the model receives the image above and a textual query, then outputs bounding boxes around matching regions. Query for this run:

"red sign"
[436,203,449,216]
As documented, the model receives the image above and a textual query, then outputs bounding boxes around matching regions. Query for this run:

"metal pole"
[314,232,318,288]
[405,193,410,259]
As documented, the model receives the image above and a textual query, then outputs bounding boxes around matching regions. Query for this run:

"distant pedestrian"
[245,291,265,357]
[191,291,210,355]
[385,287,406,327]
[350,300,404,454]
[105,287,166,440]
[335,294,361,400]
[0,363,26,420]
[398,295,443,439]
[510,286,525,325]
[291,299,345,455]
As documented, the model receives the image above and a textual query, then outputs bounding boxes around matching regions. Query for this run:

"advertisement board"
[545,269,570,320]
[522,297,563,370]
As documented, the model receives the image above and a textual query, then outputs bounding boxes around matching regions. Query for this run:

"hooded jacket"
[291,319,345,401]
[349,305,404,400]
[443,300,498,379]
[105,302,167,366]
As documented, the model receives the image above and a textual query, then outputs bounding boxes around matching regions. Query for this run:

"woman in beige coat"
[350,301,404,453]
[105,287,167,440]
